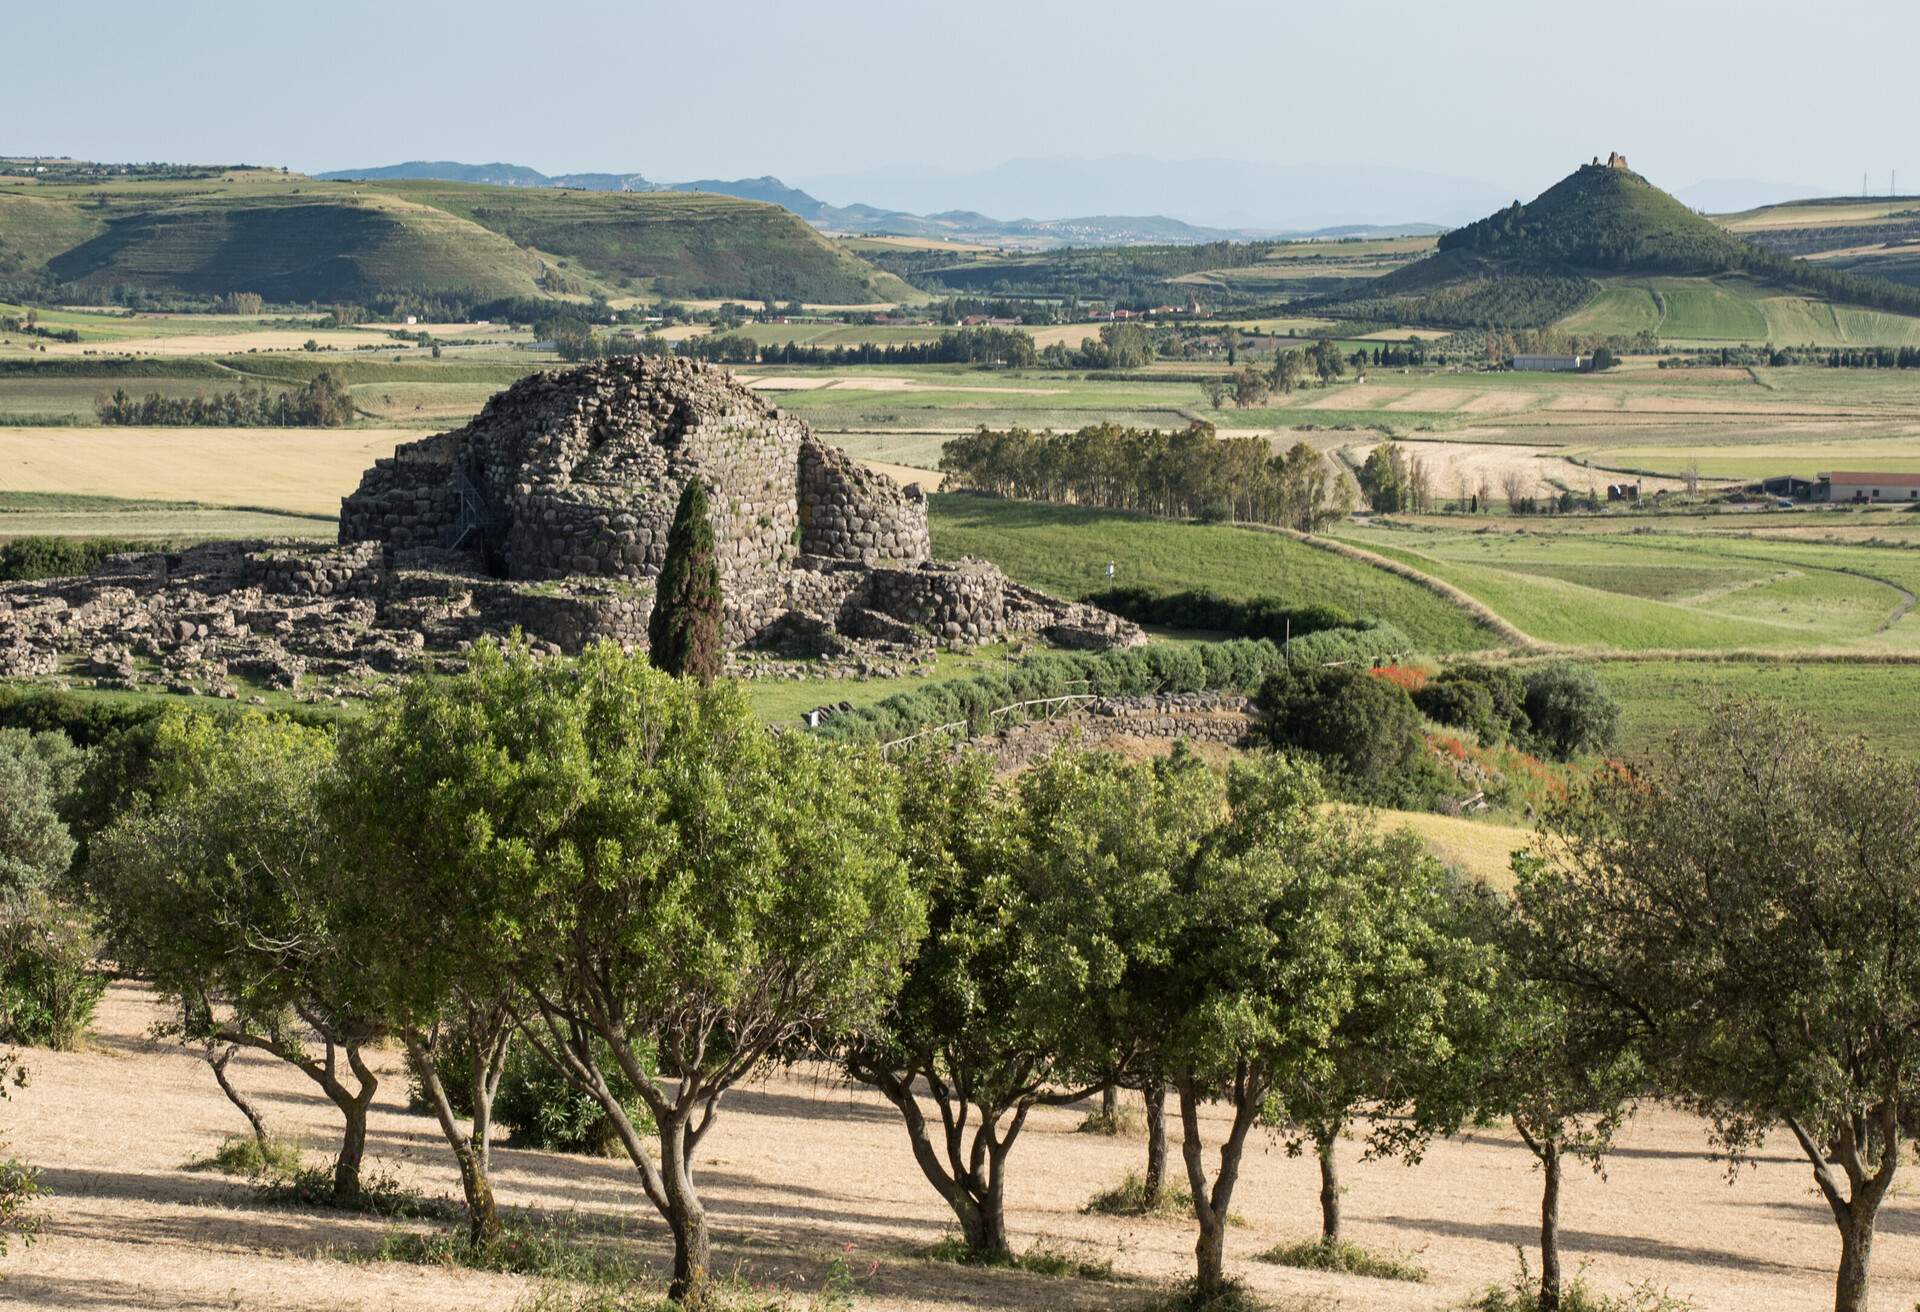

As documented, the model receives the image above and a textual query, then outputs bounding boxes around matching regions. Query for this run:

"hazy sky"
[10,0,1916,200]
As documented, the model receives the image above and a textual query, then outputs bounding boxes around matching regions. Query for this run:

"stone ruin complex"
[0,358,1137,705]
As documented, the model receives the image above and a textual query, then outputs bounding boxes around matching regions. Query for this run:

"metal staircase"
[448,466,504,553]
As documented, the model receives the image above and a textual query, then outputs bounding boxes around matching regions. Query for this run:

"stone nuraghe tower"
[338,357,1125,650]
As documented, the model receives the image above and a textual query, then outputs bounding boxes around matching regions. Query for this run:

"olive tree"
[1144,754,1394,1299]
[91,712,385,1206]
[1449,880,1642,1312]
[843,745,1219,1259]
[396,641,923,1304]
[330,686,538,1244]
[1522,701,1920,1312]
[1270,825,1492,1247]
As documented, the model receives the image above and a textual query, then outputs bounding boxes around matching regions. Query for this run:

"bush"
[1522,662,1620,761]
[0,894,105,1049]
[407,1031,655,1156]
[184,1133,304,1178]
[0,1153,43,1258]
[0,536,150,583]
[357,1214,649,1283]
[1256,665,1424,794]
[1279,620,1411,670]
[814,639,1285,747]
[1473,1254,1696,1312]
[1415,676,1498,740]
[1084,586,1358,644]
[1083,1171,1196,1220]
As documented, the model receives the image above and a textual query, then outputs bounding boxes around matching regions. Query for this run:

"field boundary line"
[1240,523,1547,652]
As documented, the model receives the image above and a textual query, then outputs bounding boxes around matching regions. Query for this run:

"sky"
[9,0,1918,205]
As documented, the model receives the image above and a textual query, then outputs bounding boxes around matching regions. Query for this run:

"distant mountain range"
[314,160,1448,247]
[793,155,1514,232]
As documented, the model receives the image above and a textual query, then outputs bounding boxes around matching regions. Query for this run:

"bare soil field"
[1348,440,1698,497]
[0,427,415,516]
[3,983,1911,1311]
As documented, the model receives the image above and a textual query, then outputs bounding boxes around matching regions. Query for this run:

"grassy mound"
[1256,1236,1425,1282]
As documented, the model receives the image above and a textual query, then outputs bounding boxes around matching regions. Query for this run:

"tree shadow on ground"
[1373,1212,1818,1277]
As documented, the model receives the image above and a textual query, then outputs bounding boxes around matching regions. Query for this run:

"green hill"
[0,172,910,306]
[1324,162,1920,340]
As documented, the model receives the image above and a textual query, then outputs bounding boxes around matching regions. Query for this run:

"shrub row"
[814,622,1413,748]
[1082,586,1359,644]
[0,536,152,583]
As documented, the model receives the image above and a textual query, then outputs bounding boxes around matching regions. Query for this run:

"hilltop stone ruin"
[0,358,1136,704]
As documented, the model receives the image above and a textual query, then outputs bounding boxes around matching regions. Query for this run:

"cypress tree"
[648,479,724,685]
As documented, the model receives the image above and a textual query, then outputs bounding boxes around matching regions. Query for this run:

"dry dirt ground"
[4,983,1914,1312]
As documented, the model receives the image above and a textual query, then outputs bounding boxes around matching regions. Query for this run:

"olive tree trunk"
[216,1022,377,1206]
[861,1065,1025,1261]
[1784,1108,1899,1312]
[1317,1131,1342,1244]
[404,1027,510,1245]
[1176,1064,1264,1301]
[1143,1081,1168,1206]
[206,1043,271,1152]
[1539,1143,1563,1312]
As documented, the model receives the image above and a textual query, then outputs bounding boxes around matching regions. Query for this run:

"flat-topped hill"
[0,172,910,305]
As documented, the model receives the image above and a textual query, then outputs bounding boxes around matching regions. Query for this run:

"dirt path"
[5,983,1912,1310]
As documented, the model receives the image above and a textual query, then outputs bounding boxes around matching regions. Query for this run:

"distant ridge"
[317,160,1447,249]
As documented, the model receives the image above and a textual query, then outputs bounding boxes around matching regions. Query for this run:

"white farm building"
[1512,353,1589,372]
[1815,472,1920,503]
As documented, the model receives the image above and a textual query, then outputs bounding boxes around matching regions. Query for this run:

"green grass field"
[1597,659,1920,758]
[927,495,1498,652]
[0,490,332,540]
[1335,523,1920,653]
[1555,275,1920,346]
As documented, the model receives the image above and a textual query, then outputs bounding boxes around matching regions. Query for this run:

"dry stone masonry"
[0,358,1138,703]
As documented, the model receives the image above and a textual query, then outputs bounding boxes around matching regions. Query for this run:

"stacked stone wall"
[862,562,1007,642]
[338,434,459,549]
[246,541,384,597]
[498,580,654,653]
[798,436,930,566]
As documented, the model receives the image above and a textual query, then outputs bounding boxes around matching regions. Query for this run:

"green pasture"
[1597,659,1920,759]
[1554,276,1920,346]
[1337,522,1920,653]
[927,494,1498,652]
[0,490,332,540]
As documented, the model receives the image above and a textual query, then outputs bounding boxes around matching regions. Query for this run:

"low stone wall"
[973,692,1255,769]
[862,561,1007,641]
[497,579,655,653]
[798,436,931,566]
[245,541,384,597]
